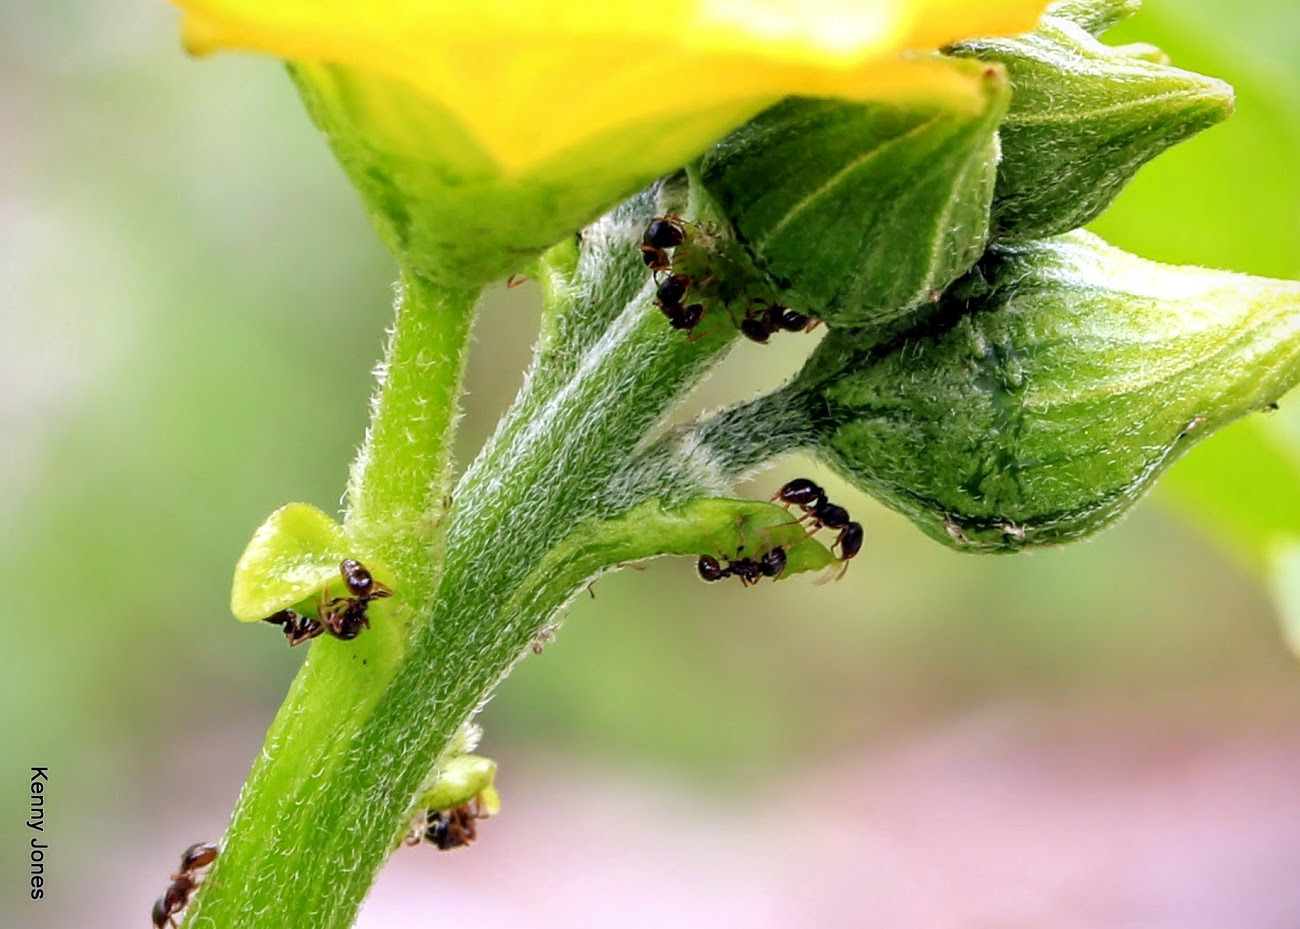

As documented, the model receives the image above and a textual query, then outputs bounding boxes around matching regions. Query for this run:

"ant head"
[643,217,685,249]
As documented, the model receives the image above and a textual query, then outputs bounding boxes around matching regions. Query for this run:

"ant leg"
[814,559,852,586]
[318,579,333,617]
[286,619,324,647]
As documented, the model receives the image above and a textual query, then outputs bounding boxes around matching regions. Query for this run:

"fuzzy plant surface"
[160,1,1300,927]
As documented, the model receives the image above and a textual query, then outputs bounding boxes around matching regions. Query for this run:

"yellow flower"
[170,0,1050,285]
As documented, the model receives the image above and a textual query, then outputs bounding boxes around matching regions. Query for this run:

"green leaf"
[230,502,348,621]
[696,57,1009,328]
[792,231,1300,552]
[950,14,1234,241]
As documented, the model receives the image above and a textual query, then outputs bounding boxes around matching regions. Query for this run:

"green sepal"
[415,754,501,815]
[289,64,756,288]
[230,503,349,621]
[950,15,1233,241]
[696,58,1009,328]
[793,232,1300,552]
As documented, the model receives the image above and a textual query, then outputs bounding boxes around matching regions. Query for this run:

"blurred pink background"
[4,1,1300,927]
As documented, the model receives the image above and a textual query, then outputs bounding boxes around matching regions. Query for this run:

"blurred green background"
[3,1,1299,926]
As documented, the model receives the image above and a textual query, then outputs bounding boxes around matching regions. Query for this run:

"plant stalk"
[186,276,735,929]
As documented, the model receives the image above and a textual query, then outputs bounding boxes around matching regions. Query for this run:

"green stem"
[343,272,480,577]
[186,267,735,929]
[613,384,816,504]
[184,273,479,929]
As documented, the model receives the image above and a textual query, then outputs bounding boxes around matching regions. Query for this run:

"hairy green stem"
[344,272,480,577]
[184,274,479,929]
[186,265,736,928]
[613,384,816,504]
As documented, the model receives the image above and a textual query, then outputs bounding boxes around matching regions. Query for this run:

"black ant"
[644,265,702,334]
[772,478,864,578]
[804,503,865,566]
[739,302,816,344]
[800,499,865,568]
[320,558,392,640]
[407,796,492,851]
[319,599,369,641]
[653,272,707,333]
[696,546,787,587]
[151,842,218,929]
[639,216,684,272]
[261,559,393,647]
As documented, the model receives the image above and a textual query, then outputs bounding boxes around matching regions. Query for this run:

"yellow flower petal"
[169,0,1049,284]
[173,0,1048,175]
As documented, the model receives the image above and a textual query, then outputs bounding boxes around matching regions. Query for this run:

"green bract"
[415,754,501,816]
[792,232,1300,552]
[230,503,349,621]
[697,58,1009,328]
[950,13,1234,241]
[564,497,837,579]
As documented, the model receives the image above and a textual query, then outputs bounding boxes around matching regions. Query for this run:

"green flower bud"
[696,58,1009,328]
[793,232,1300,552]
[950,15,1234,241]
[1046,0,1140,36]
